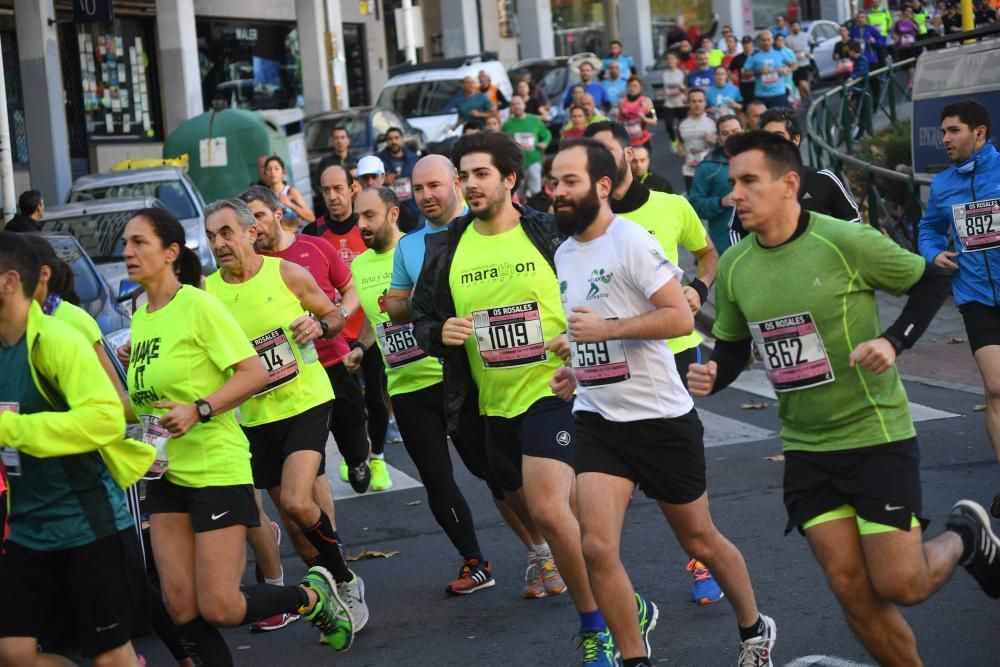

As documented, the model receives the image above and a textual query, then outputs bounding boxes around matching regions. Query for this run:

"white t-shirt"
[661,68,687,108]
[555,216,694,422]
[678,114,717,177]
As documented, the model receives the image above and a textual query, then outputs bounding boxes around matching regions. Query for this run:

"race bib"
[0,402,20,477]
[625,119,644,139]
[900,33,915,47]
[473,302,547,368]
[953,199,1000,252]
[667,83,682,95]
[761,71,779,85]
[836,58,854,74]
[376,321,428,368]
[390,177,413,201]
[252,328,299,395]
[749,312,834,392]
[140,414,170,480]
[514,132,536,151]
[571,334,630,387]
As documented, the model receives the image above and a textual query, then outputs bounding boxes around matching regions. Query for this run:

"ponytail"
[176,246,203,287]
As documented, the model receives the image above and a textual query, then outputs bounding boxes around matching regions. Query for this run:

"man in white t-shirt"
[546,137,777,667]
[677,89,717,192]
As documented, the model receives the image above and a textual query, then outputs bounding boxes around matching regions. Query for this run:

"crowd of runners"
[0,97,998,667]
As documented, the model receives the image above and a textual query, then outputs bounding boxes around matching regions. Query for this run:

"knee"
[581,531,617,567]
[983,376,1000,402]
[0,639,37,666]
[870,574,928,607]
[677,529,721,563]
[280,494,316,526]
[199,593,244,628]
[528,503,567,535]
[824,562,871,605]
[161,585,199,625]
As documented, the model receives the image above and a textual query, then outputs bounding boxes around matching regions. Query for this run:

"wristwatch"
[194,399,213,423]
[340,307,350,320]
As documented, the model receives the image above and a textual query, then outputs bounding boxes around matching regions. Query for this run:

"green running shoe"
[575,628,618,667]
[300,566,354,652]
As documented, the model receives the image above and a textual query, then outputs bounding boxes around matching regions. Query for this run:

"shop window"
[551,0,608,57]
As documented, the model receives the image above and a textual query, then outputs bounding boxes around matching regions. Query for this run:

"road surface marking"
[323,436,423,500]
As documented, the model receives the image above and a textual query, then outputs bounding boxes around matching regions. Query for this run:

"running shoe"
[300,566,354,652]
[368,457,393,492]
[947,499,1000,598]
[254,521,282,584]
[540,554,567,596]
[339,458,349,483]
[522,556,546,599]
[346,460,371,494]
[991,493,1000,520]
[686,558,725,605]
[636,593,659,658]
[446,558,496,595]
[250,612,300,633]
[386,418,403,443]
[737,614,777,667]
[575,628,617,667]
[338,571,370,632]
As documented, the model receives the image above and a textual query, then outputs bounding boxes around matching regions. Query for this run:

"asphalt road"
[131,371,1000,667]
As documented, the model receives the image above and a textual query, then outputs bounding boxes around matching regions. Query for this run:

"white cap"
[357,155,385,176]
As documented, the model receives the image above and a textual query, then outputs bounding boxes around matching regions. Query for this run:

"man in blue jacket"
[917,99,1000,516]
[377,126,421,225]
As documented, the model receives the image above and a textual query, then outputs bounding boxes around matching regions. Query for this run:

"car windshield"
[537,67,570,98]
[376,79,465,118]
[69,181,197,219]
[46,236,102,305]
[39,211,134,263]
[304,116,370,151]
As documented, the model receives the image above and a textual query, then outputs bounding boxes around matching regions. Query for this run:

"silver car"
[67,166,215,275]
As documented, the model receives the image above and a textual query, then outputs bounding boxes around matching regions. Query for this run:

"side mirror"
[117,279,143,304]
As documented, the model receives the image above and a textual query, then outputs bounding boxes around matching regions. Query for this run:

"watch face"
[198,402,211,417]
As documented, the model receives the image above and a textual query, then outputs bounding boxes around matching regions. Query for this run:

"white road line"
[731,370,961,423]
[698,408,776,448]
[784,655,874,667]
[323,437,423,500]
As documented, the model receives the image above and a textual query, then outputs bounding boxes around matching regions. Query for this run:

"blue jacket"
[849,25,884,67]
[688,146,733,254]
[918,142,1000,307]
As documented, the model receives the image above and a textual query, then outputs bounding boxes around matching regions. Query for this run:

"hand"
[687,361,717,397]
[154,401,199,437]
[117,341,131,369]
[344,347,364,373]
[682,285,703,314]
[721,192,735,207]
[568,307,610,344]
[278,192,293,208]
[550,366,577,402]
[933,250,959,273]
[289,316,322,345]
[442,316,474,346]
[849,338,896,374]
[780,66,790,75]
[545,334,571,364]
[676,144,686,157]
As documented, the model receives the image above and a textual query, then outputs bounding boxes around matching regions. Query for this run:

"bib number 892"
[489,322,529,349]
[965,214,994,237]
[575,342,610,367]
[764,339,805,368]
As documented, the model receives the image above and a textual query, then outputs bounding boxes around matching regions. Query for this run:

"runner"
[689,131,1000,665]
[411,132,606,664]
[549,137,777,667]
[304,164,394,491]
[202,198,367,648]
[348,185,499,594]
[916,100,1000,517]
[0,231,148,667]
[383,154,559,599]
[585,120,725,606]
[120,209,352,662]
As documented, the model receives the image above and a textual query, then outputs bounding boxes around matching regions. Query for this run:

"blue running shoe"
[635,593,659,658]
[575,628,618,667]
[686,558,724,606]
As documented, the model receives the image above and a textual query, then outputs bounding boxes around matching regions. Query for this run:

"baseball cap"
[357,155,385,176]
[741,36,753,44]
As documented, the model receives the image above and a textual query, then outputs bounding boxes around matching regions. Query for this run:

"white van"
[376,53,513,143]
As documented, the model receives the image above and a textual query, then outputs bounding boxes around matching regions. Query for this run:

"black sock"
[739,616,765,641]
[950,522,975,563]
[148,582,190,661]
[241,584,309,625]
[176,616,233,667]
[303,510,353,582]
[623,658,650,667]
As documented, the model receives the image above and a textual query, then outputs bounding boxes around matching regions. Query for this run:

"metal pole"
[0,33,16,225]
[402,0,417,64]
[961,0,975,43]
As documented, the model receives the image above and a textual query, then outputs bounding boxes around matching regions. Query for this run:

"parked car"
[67,166,215,275]
[376,53,513,143]
[304,106,424,186]
[508,53,601,144]
[752,21,845,82]
[31,231,131,337]
[39,197,164,296]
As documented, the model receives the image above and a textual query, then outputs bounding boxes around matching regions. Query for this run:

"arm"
[880,263,951,354]
[688,337,752,396]
[690,240,719,288]
[411,239,454,357]
[818,170,862,224]
[917,183,955,266]
[95,342,136,424]
[385,288,414,324]
[286,186,316,223]
[688,163,728,222]
[643,98,658,126]
[567,278,694,343]
[538,120,553,150]
[344,319,377,373]
[322,242,360,318]
[279,259,346,341]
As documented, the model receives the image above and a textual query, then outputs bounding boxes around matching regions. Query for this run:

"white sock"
[264,568,284,587]
[370,453,384,460]
[533,542,551,557]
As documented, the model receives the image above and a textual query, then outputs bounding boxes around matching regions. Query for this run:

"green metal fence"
[806,58,932,250]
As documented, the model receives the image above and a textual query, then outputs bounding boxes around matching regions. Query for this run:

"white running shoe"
[738,614,776,667]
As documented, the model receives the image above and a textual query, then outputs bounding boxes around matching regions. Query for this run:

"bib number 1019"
[489,321,530,349]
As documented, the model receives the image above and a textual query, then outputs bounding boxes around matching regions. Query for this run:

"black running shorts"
[574,409,707,504]
[782,438,924,535]
[242,401,333,489]
[959,301,1000,353]
[485,396,577,474]
[145,478,259,532]
[793,64,812,85]
[0,529,149,658]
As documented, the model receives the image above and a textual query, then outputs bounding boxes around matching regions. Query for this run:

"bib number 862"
[965,214,994,237]
[764,339,805,368]
[575,342,610,367]
[489,322,529,349]
[385,328,416,354]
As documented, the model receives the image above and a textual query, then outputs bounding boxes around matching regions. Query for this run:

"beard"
[553,184,602,237]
